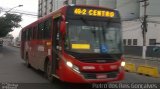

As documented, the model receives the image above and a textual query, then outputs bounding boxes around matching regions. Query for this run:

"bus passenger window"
[28,28,32,41]
[32,27,37,40]
[26,30,29,41]
[44,20,51,39]
[22,31,26,41]
[38,23,44,39]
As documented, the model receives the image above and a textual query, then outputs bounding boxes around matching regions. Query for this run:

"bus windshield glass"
[65,20,123,54]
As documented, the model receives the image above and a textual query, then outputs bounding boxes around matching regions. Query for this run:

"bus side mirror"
[60,21,66,35]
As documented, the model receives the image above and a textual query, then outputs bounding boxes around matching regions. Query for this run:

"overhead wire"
[0,7,38,17]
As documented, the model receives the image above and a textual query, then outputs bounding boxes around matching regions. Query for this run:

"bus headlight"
[73,65,80,73]
[121,61,126,67]
[119,61,126,71]
[66,61,73,68]
[66,61,80,73]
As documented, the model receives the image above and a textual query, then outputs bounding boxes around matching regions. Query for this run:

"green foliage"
[0,13,22,37]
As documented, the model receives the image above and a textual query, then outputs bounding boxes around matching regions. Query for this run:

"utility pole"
[140,0,149,61]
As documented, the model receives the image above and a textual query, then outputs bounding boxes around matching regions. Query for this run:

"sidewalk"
[124,55,160,72]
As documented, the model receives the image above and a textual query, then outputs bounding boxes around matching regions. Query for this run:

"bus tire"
[25,53,31,68]
[45,60,53,81]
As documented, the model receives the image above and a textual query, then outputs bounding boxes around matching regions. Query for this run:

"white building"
[123,0,160,57]
[38,0,160,57]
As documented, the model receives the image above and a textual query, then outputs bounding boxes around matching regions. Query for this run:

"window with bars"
[149,39,156,45]
[123,39,127,46]
[128,39,132,45]
[133,39,137,46]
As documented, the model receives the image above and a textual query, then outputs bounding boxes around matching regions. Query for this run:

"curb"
[124,63,136,72]
[137,65,159,78]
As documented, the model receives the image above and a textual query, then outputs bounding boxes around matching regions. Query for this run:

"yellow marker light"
[72,44,90,49]
[46,42,51,46]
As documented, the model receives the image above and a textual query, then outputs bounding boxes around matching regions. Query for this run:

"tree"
[0,13,22,37]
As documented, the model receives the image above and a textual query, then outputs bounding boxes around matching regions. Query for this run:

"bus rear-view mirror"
[60,21,66,35]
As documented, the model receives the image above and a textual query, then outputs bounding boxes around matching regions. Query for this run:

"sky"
[0,0,38,38]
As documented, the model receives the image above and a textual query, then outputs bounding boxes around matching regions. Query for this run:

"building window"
[149,39,156,45]
[133,39,137,46]
[128,39,132,45]
[123,39,126,46]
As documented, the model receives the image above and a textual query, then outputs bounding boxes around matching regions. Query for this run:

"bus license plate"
[96,74,107,79]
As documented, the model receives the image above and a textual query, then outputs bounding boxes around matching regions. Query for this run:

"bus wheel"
[45,61,53,81]
[25,54,31,68]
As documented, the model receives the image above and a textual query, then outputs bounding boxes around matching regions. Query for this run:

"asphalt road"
[0,46,160,89]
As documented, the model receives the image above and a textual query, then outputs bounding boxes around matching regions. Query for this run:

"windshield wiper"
[80,17,88,25]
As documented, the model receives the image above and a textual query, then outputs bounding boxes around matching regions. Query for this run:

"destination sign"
[74,8,115,18]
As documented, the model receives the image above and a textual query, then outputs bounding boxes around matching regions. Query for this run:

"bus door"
[52,17,61,74]
[30,26,38,68]
[21,31,25,59]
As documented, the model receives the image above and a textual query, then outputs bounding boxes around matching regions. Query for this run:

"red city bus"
[21,5,125,83]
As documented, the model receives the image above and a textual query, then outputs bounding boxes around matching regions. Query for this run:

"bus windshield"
[65,20,123,54]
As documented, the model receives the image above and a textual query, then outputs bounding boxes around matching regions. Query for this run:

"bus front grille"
[79,58,117,63]
[82,71,118,79]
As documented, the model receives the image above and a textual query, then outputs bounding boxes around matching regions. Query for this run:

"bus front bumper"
[58,63,125,83]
